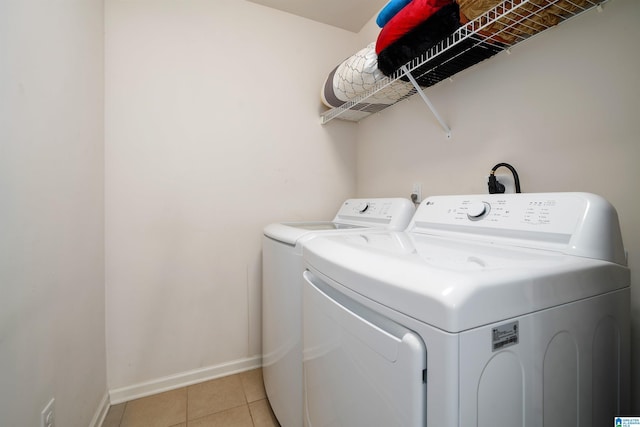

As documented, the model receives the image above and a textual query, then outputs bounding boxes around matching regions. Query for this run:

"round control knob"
[467,202,489,220]
[357,202,369,213]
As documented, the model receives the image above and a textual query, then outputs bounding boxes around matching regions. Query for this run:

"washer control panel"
[333,198,415,230]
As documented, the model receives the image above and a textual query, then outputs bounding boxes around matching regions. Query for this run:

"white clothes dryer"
[262,198,414,427]
[302,193,630,427]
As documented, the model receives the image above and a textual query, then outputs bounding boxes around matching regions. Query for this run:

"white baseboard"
[108,355,262,405]
[90,392,110,427]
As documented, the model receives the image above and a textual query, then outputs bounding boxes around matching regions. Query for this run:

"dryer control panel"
[408,192,626,265]
[426,196,576,232]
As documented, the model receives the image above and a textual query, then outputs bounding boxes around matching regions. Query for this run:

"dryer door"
[302,270,426,427]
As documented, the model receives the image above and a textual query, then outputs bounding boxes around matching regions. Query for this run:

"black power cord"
[488,163,521,194]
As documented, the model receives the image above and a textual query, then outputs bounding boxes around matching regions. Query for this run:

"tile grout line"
[118,402,126,427]
[245,383,257,427]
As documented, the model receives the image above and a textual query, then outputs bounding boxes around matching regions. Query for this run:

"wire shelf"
[320,0,607,125]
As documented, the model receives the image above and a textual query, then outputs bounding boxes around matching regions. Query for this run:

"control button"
[467,202,490,220]
[357,202,369,213]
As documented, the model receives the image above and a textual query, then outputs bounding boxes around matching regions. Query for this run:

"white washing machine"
[262,198,415,427]
[302,192,630,427]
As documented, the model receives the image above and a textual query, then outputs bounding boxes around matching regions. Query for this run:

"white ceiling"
[246,0,387,32]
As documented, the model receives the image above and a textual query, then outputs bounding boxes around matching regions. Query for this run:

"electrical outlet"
[41,398,55,427]
[411,183,422,204]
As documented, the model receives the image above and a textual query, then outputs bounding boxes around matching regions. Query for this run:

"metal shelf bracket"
[401,66,452,139]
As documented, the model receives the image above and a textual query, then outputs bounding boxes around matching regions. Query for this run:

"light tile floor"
[102,368,280,427]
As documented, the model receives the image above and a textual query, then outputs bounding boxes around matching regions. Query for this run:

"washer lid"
[303,231,629,333]
[264,221,366,245]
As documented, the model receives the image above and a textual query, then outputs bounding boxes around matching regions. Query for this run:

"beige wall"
[105,0,358,397]
[0,0,107,426]
[356,0,640,411]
